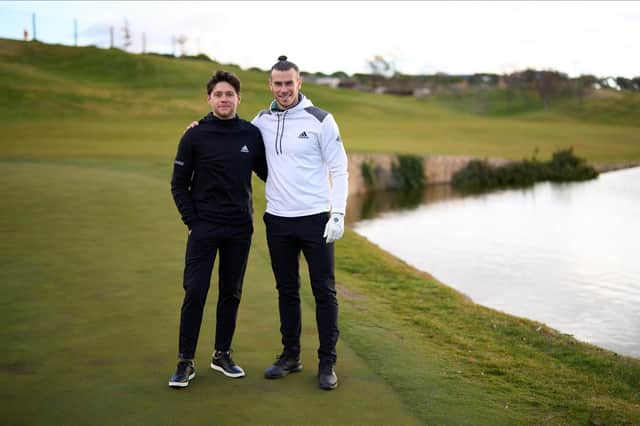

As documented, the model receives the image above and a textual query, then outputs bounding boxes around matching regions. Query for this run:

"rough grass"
[337,233,640,424]
[1,38,640,425]
[431,87,640,128]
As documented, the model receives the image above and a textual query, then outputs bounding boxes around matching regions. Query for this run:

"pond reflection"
[346,184,462,225]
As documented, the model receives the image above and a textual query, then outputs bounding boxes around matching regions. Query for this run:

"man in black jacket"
[168,70,267,388]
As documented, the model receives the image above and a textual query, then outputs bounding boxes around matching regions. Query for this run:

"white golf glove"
[323,213,345,244]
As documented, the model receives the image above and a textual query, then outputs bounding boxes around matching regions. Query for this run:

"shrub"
[547,148,599,181]
[392,155,426,190]
[360,161,377,188]
[451,160,497,191]
[452,148,598,192]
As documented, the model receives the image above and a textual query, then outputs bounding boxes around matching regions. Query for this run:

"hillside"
[432,87,640,128]
[2,38,639,163]
[1,39,639,425]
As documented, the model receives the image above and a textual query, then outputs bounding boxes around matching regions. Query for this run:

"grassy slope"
[2,39,640,163]
[1,39,639,425]
[432,87,640,127]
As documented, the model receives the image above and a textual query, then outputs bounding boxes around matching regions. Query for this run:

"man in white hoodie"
[256,56,348,390]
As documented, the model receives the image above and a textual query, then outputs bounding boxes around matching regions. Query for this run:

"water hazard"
[350,167,640,358]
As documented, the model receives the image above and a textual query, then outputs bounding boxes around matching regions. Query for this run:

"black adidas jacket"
[171,113,268,228]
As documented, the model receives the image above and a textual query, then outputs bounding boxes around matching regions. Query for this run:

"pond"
[350,167,640,358]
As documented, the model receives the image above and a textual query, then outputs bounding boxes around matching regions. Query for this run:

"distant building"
[315,77,341,88]
[602,77,621,91]
[413,87,431,97]
[338,78,361,90]
[449,80,469,93]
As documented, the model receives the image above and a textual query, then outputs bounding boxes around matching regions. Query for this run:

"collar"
[270,93,304,112]
[203,112,240,126]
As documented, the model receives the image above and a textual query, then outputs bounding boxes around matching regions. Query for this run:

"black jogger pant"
[178,221,252,360]
[264,212,338,365]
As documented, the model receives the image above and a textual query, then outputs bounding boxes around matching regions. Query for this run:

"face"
[207,81,240,119]
[269,68,302,109]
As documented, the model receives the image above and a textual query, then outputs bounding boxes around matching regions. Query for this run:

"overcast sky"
[1,1,639,78]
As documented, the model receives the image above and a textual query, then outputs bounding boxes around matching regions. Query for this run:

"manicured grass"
[0,161,418,426]
[1,38,639,425]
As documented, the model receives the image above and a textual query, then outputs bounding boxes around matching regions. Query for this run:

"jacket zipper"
[275,111,288,155]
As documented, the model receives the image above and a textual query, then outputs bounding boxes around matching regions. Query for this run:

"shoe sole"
[168,372,196,388]
[319,381,338,390]
[211,363,245,378]
[264,364,303,379]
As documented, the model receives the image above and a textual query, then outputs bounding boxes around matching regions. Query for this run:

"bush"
[360,161,377,188]
[547,148,599,181]
[451,160,496,191]
[392,155,426,190]
[452,148,598,192]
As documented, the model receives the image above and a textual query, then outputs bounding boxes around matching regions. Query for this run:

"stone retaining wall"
[347,152,510,195]
[592,161,640,173]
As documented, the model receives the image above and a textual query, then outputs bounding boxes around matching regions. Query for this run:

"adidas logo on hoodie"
[298,131,309,139]
[240,145,249,153]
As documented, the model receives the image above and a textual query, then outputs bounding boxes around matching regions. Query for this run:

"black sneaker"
[168,360,195,388]
[264,353,303,379]
[318,362,337,390]
[211,350,245,378]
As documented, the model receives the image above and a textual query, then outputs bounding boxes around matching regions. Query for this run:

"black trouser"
[264,212,338,365]
[178,221,252,360]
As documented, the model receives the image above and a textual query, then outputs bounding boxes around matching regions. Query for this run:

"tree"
[573,74,597,106]
[615,77,639,91]
[122,18,132,50]
[174,34,188,56]
[330,70,350,79]
[367,55,395,89]
[535,70,566,110]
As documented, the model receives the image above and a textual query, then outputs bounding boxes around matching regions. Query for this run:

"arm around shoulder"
[252,127,268,182]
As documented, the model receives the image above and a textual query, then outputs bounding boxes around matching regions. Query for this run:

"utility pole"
[74,19,78,46]
[109,26,114,48]
[32,13,36,41]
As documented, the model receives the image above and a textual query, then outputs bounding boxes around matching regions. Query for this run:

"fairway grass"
[0,161,418,426]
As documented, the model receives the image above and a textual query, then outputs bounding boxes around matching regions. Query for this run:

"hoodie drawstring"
[275,111,288,155]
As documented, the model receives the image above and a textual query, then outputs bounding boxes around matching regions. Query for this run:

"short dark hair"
[270,55,299,74]
[207,70,241,95]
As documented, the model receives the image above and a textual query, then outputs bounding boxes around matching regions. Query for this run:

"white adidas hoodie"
[252,94,348,217]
